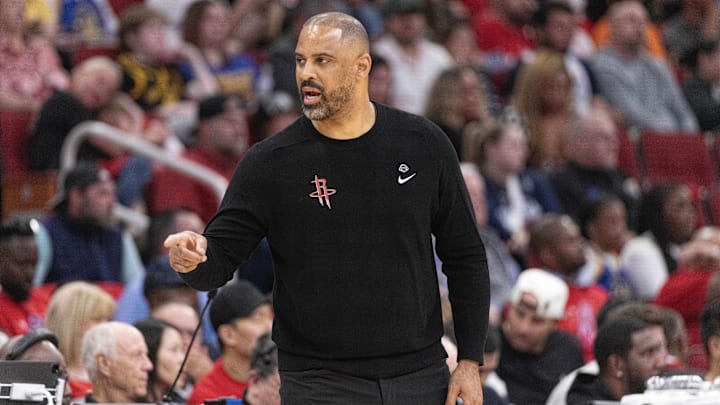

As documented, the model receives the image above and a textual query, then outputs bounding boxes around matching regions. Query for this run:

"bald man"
[165,12,489,405]
[0,329,72,405]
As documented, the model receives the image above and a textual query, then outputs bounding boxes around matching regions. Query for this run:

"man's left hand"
[445,359,483,405]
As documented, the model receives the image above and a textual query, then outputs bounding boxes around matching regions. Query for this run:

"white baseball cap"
[509,269,569,319]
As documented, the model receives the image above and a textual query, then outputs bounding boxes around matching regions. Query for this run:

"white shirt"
[373,36,455,115]
[620,232,669,300]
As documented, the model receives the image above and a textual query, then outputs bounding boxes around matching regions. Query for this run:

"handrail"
[58,121,229,229]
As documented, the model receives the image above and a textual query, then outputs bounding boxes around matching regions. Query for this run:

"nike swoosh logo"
[397,173,417,184]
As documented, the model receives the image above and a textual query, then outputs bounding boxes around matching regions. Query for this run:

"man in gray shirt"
[592,0,698,133]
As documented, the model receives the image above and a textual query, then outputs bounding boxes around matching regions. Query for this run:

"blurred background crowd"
[4,0,720,404]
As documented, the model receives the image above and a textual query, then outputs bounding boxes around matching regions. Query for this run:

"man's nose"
[298,62,317,82]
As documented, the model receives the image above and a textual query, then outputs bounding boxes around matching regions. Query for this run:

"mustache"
[301,81,324,92]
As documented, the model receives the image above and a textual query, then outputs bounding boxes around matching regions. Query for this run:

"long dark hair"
[181,0,215,46]
[135,318,183,402]
[636,182,684,271]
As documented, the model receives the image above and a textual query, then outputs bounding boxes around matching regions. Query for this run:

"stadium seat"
[616,127,640,180]
[1,171,56,221]
[638,131,717,190]
[0,109,34,176]
[707,187,720,225]
[73,46,119,66]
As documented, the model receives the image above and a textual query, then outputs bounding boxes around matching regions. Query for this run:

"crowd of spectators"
[5,0,720,404]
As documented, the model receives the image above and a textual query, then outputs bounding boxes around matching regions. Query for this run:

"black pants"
[279,360,450,405]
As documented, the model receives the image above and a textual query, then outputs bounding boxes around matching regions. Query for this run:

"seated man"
[0,218,51,336]
[30,56,122,171]
[80,321,154,403]
[566,317,667,403]
[497,268,585,404]
[0,328,72,405]
[188,280,273,405]
[682,39,720,132]
[34,163,143,296]
[528,213,610,362]
[592,0,698,133]
[701,299,720,382]
[549,108,640,225]
[147,94,253,223]
[546,300,684,405]
[242,332,280,405]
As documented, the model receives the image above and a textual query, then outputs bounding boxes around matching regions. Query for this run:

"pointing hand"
[164,231,208,273]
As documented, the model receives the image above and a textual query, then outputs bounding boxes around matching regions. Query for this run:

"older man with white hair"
[81,321,153,403]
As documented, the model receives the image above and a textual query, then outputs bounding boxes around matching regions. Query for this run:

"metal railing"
[59,121,229,230]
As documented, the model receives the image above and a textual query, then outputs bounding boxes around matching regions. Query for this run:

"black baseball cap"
[51,163,112,211]
[198,94,245,121]
[210,280,270,331]
[383,0,425,16]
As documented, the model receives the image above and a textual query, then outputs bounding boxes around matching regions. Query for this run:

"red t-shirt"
[69,378,92,401]
[472,10,533,57]
[654,269,713,370]
[0,287,53,336]
[471,9,534,95]
[558,284,609,363]
[187,358,248,405]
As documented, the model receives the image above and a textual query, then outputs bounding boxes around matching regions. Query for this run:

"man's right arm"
[165,229,246,291]
[165,146,271,290]
[164,230,207,274]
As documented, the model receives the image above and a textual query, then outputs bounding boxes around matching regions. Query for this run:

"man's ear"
[67,188,82,204]
[356,54,372,78]
[218,324,236,347]
[607,353,627,379]
[96,353,112,377]
[538,247,557,270]
[709,335,720,359]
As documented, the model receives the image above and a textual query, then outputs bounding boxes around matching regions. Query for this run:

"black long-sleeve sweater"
[180,103,490,378]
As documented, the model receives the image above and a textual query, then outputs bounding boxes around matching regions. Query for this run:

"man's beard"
[76,210,113,230]
[4,282,30,303]
[300,76,355,121]
[628,375,648,395]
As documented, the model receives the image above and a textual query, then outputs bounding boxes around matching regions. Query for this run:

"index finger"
[164,231,207,258]
[164,232,191,249]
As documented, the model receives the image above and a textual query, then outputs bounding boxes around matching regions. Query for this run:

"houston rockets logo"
[309,174,336,209]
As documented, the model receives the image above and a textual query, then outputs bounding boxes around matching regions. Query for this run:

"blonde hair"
[45,282,116,368]
[425,66,492,130]
[512,50,573,167]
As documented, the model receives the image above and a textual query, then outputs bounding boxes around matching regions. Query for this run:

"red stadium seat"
[707,187,720,225]
[616,127,640,180]
[638,131,716,190]
[0,110,34,176]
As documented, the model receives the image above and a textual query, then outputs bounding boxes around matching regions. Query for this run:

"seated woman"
[179,0,263,103]
[467,114,562,264]
[135,318,188,403]
[425,65,494,160]
[621,182,698,300]
[45,282,116,401]
[0,0,69,111]
[115,4,218,141]
[512,50,576,172]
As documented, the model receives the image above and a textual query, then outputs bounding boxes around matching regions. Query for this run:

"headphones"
[6,328,59,360]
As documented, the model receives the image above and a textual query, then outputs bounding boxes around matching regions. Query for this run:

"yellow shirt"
[25,0,56,35]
